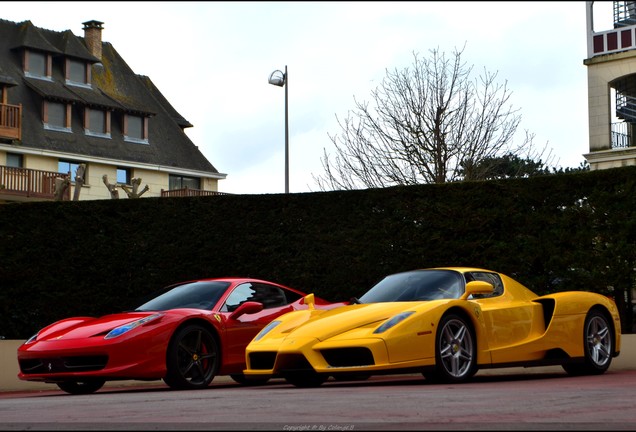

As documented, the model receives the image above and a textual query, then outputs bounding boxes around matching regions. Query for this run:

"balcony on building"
[0,102,21,141]
[0,165,70,202]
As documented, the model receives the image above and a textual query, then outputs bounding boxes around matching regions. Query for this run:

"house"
[584,1,636,169]
[0,18,226,202]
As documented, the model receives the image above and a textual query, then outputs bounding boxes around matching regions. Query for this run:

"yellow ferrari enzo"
[244,267,621,387]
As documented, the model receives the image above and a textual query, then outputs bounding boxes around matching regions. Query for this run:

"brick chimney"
[82,20,104,60]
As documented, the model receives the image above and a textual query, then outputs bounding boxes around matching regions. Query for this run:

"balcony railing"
[614,1,636,27]
[0,103,22,141]
[0,166,69,200]
[611,121,632,148]
[160,187,229,198]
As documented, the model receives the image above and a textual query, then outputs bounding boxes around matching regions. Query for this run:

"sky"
[1,1,615,195]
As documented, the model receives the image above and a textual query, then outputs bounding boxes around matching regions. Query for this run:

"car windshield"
[358,270,465,303]
[135,281,231,311]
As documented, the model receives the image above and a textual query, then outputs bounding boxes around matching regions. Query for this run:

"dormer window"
[123,114,149,144]
[43,100,71,132]
[24,50,52,80]
[85,107,111,138]
[66,58,90,87]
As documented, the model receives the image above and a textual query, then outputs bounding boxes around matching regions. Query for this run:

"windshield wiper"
[349,297,362,304]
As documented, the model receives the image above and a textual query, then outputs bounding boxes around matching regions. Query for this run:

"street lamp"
[268,65,289,194]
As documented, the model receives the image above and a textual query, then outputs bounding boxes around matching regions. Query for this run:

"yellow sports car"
[244,267,621,387]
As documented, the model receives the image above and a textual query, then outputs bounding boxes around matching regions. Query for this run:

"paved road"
[1,370,635,430]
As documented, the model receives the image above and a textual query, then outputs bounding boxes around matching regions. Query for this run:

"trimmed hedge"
[1,166,635,339]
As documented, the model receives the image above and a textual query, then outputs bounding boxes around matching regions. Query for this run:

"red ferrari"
[17,277,345,394]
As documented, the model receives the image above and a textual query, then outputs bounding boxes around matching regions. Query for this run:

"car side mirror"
[229,301,263,320]
[460,281,494,300]
[302,293,315,310]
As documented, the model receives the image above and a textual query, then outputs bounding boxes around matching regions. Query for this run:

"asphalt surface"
[1,371,636,430]
[1,335,634,430]
[2,334,634,393]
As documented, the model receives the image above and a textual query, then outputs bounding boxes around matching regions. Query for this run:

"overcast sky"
[1,1,615,194]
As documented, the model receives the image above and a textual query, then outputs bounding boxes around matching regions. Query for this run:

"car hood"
[37,312,163,341]
[282,302,430,342]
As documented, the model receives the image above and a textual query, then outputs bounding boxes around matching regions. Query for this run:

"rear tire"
[425,313,477,383]
[563,309,613,376]
[56,379,105,395]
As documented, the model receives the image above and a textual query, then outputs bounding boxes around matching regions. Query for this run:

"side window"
[251,283,288,309]
[222,283,255,312]
[221,282,290,312]
[466,272,504,298]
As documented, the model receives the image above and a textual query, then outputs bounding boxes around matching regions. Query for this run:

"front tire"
[563,310,613,376]
[425,313,477,383]
[163,324,219,390]
[57,379,105,395]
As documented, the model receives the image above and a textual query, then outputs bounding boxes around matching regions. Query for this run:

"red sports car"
[17,277,345,394]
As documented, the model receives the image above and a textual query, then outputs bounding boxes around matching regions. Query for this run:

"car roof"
[424,267,496,274]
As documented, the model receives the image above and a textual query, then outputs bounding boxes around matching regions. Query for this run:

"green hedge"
[1,166,634,339]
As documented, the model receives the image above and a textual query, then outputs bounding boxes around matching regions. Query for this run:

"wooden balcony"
[0,166,69,201]
[0,103,21,141]
[160,187,229,198]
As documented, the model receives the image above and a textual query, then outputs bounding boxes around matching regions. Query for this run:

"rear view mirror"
[229,301,263,320]
[460,281,494,300]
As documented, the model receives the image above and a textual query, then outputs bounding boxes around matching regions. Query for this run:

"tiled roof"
[24,77,83,103]
[0,64,17,86]
[0,18,222,176]
[11,20,62,54]
[59,30,101,62]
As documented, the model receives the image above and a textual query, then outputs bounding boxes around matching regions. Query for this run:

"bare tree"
[314,46,551,190]
[120,177,149,199]
[72,164,86,201]
[102,174,120,199]
[53,177,70,201]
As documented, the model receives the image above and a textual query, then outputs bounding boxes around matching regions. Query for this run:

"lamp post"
[268,65,289,194]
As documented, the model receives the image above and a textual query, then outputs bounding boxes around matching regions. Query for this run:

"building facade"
[584,1,636,169]
[0,19,226,202]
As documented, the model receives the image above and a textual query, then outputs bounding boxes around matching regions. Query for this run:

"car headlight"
[374,311,415,334]
[104,313,163,340]
[253,320,281,341]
